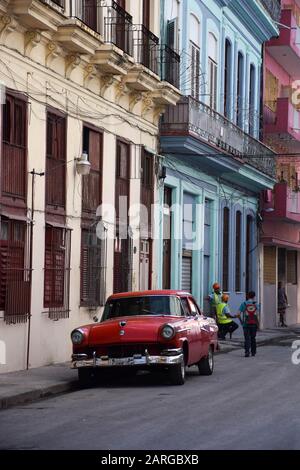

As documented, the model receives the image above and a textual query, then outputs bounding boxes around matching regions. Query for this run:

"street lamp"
[76,152,91,176]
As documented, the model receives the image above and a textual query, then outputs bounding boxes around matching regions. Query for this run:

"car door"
[191,297,211,359]
[179,297,199,365]
[182,297,203,364]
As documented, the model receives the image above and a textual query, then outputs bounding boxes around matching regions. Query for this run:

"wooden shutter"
[46,112,66,210]
[143,0,150,29]
[263,246,276,284]
[82,127,102,214]
[190,41,200,100]
[83,0,97,31]
[2,93,27,200]
[265,70,279,112]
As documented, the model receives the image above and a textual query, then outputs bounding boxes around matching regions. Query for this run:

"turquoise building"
[157,0,280,314]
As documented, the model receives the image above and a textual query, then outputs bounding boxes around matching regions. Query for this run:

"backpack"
[244,302,258,325]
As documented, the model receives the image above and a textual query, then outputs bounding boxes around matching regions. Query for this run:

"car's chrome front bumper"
[71,348,183,369]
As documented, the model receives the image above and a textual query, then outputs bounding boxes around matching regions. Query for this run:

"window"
[246,215,254,293]
[163,187,172,290]
[83,0,98,32]
[235,211,242,292]
[208,33,218,110]
[181,298,190,316]
[81,228,106,307]
[190,41,200,100]
[237,52,244,127]
[44,226,71,319]
[265,69,279,112]
[224,39,232,118]
[114,140,132,294]
[82,126,102,215]
[141,150,153,236]
[46,111,66,211]
[249,64,256,136]
[0,218,31,323]
[287,251,297,285]
[222,207,230,291]
[143,0,150,29]
[2,93,27,200]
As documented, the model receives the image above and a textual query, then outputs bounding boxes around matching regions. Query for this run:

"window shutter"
[264,246,276,284]
[167,18,179,51]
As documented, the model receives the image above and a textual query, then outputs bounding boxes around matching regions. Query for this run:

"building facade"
[158,0,279,316]
[261,0,300,327]
[0,0,180,372]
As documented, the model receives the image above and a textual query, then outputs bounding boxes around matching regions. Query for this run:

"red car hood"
[87,316,179,345]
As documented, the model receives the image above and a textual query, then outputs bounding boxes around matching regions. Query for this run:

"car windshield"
[102,296,183,321]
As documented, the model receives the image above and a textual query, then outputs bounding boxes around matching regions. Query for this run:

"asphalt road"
[1,341,300,450]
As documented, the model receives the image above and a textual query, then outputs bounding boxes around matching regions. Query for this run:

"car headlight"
[161,324,175,340]
[71,329,84,345]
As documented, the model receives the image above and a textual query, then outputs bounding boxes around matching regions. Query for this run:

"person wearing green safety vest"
[216,294,239,340]
[207,282,223,319]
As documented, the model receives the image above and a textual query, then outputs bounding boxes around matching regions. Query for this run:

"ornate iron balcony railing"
[259,0,282,23]
[160,45,180,88]
[133,25,159,75]
[161,96,276,178]
[104,1,133,56]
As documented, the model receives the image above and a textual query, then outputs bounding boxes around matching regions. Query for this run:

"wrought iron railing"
[259,0,282,23]
[133,25,159,75]
[161,96,276,178]
[160,45,180,88]
[105,1,133,55]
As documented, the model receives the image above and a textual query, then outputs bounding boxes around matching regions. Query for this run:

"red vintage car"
[71,290,218,386]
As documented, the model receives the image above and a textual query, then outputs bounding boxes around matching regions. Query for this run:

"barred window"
[44,226,71,320]
[80,228,107,307]
[235,211,242,292]
[0,217,31,324]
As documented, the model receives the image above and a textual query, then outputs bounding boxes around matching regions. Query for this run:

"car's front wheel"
[168,359,186,385]
[198,346,214,376]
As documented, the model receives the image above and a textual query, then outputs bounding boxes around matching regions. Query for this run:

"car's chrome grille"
[107,344,160,358]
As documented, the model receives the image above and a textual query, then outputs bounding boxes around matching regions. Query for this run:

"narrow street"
[1,341,299,451]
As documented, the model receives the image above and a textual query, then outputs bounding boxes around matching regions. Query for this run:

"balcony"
[8,0,65,31]
[264,98,300,152]
[267,9,300,78]
[161,96,276,178]
[262,182,300,223]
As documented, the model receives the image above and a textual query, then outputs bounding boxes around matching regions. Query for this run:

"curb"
[0,381,78,410]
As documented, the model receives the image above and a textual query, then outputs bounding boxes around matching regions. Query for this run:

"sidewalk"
[0,326,299,410]
[218,325,300,353]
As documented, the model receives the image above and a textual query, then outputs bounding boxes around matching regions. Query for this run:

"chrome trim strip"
[71,353,183,369]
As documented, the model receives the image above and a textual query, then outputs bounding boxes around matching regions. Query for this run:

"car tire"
[198,346,214,376]
[78,368,95,387]
[168,359,186,385]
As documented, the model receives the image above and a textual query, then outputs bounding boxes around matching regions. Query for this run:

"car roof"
[107,290,192,301]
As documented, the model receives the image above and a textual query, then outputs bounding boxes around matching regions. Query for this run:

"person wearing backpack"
[238,291,260,357]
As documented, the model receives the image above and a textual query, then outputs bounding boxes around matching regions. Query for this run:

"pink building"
[261,0,300,327]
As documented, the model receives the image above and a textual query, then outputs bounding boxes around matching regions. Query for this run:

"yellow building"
[0,0,180,372]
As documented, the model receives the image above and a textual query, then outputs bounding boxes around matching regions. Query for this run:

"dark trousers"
[243,325,257,355]
[218,321,239,339]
